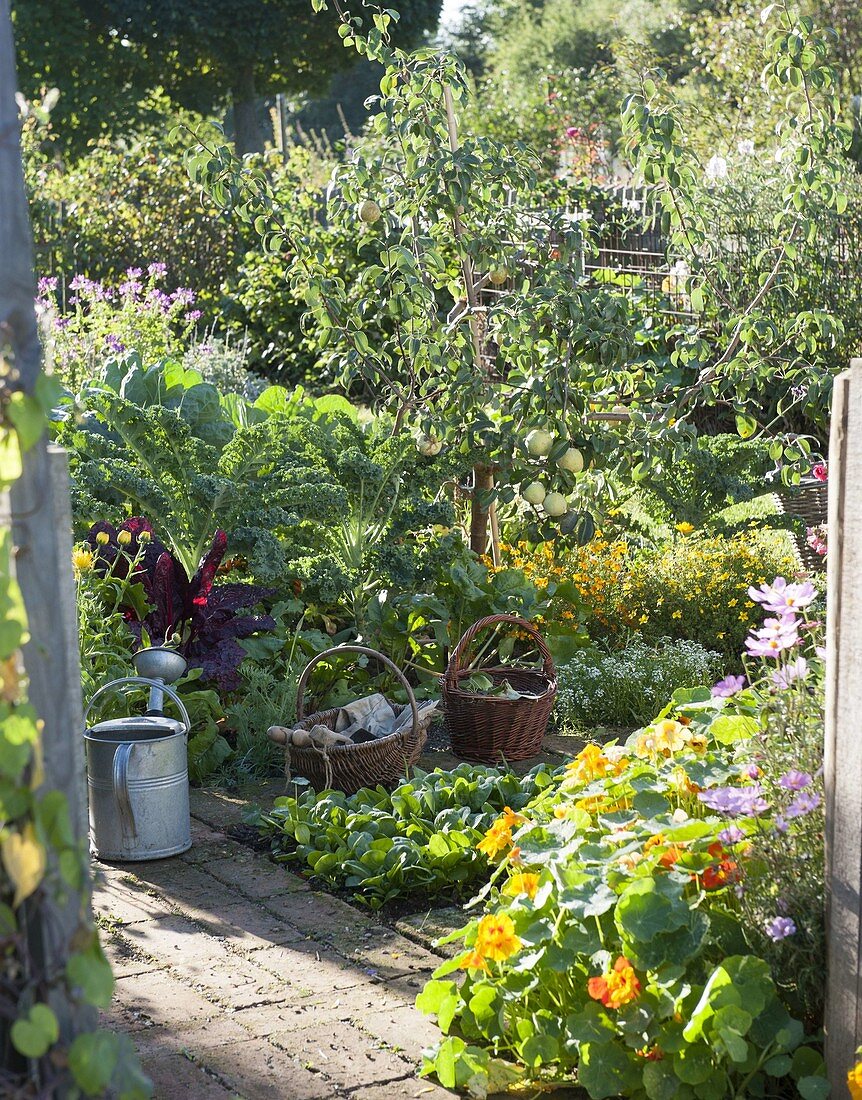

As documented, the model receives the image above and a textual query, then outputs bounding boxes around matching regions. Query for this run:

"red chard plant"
[87,517,275,691]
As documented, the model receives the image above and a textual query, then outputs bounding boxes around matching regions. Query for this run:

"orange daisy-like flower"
[658,845,684,869]
[503,872,541,900]
[459,949,489,973]
[848,1061,862,1100]
[697,842,741,890]
[588,956,641,1009]
[475,912,522,962]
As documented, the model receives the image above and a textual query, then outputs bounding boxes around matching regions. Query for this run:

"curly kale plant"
[87,517,274,691]
[57,354,471,637]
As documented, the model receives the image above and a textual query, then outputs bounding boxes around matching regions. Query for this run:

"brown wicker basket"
[443,614,556,764]
[280,645,429,794]
[774,479,828,572]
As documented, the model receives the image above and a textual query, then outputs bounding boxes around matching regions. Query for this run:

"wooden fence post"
[825,359,862,1093]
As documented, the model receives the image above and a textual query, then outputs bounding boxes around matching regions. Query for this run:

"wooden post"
[0,0,94,1045]
[824,359,862,1092]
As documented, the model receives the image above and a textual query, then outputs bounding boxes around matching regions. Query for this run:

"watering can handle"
[112,742,137,839]
[84,676,192,736]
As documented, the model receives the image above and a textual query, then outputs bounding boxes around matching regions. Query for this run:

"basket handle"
[444,614,555,692]
[295,645,420,739]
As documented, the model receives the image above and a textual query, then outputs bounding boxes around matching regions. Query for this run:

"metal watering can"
[84,647,192,862]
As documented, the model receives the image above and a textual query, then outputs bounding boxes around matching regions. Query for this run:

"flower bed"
[417,577,827,1098]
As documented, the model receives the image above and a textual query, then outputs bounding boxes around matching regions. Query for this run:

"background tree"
[12,0,443,156]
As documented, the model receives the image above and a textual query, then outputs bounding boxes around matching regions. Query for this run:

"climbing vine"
[0,362,149,1096]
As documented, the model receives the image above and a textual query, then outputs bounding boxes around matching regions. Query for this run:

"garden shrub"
[502,531,796,665]
[418,576,827,1096]
[28,128,242,317]
[555,638,722,730]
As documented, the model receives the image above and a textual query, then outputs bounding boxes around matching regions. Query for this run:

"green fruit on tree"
[522,481,546,505]
[416,433,442,457]
[488,267,509,286]
[358,199,382,224]
[526,429,554,457]
[543,492,568,517]
[557,447,584,473]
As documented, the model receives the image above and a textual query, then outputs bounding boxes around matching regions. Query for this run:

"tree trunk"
[231,61,264,155]
[470,464,494,555]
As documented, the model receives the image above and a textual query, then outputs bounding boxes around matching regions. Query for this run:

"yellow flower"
[675,522,695,535]
[72,548,94,573]
[848,1061,862,1100]
[475,912,522,962]
[671,610,682,620]
[653,719,688,755]
[117,530,132,546]
[95,531,110,545]
[503,872,541,900]
[687,731,708,755]
[565,744,617,786]
[477,807,525,859]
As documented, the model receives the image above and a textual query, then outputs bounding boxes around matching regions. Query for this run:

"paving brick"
[270,1024,414,1091]
[107,968,243,1041]
[234,984,412,1037]
[252,944,375,996]
[204,852,311,899]
[134,1047,242,1100]
[92,876,177,926]
[358,1005,447,1062]
[100,930,166,979]
[325,925,440,980]
[190,1037,337,1100]
[350,1079,458,1100]
[181,899,310,952]
[189,788,256,829]
[116,913,229,969]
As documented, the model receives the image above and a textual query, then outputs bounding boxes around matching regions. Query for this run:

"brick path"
[96,787,459,1100]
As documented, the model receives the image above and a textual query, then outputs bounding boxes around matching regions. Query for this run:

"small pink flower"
[812,464,827,482]
[565,126,581,138]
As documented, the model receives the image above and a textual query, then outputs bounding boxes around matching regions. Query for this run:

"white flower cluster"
[556,638,722,730]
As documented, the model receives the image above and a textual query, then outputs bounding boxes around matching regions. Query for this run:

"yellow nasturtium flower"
[503,872,540,900]
[475,912,522,961]
[848,1061,862,1100]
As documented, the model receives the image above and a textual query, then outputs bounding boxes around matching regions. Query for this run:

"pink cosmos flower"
[745,616,800,659]
[711,674,746,697]
[748,577,816,615]
[771,657,808,689]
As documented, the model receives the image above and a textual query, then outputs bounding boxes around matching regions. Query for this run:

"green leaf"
[69,1030,121,1096]
[673,1043,714,1085]
[520,1033,559,1067]
[797,1075,831,1100]
[615,874,690,945]
[11,1003,59,1058]
[66,940,115,1007]
[579,1040,641,1098]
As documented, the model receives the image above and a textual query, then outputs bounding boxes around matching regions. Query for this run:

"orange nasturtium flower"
[848,1060,862,1099]
[588,956,641,1010]
[459,949,489,973]
[477,807,525,859]
[503,872,540,900]
[475,912,522,962]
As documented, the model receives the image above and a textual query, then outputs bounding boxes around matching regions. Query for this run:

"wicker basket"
[443,614,556,764]
[773,478,828,572]
[280,645,430,795]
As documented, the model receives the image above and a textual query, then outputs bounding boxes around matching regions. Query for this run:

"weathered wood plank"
[825,360,862,1091]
